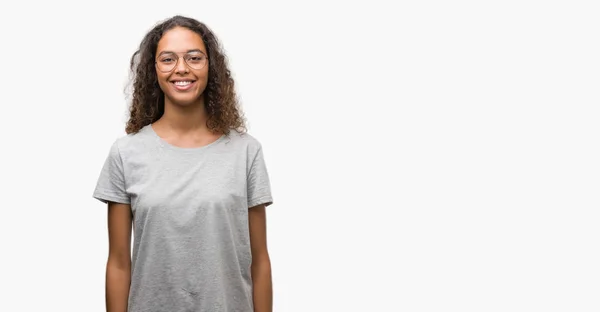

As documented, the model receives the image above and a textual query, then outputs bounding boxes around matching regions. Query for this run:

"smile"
[171,80,196,91]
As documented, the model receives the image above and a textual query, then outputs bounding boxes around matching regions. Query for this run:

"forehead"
[157,27,206,54]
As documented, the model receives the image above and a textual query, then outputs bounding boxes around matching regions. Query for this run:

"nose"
[175,56,189,73]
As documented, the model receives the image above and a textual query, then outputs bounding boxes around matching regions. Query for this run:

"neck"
[158,96,211,133]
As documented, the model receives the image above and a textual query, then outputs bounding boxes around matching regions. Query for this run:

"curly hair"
[125,15,246,135]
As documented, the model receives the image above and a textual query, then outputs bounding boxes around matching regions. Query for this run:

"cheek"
[157,80,169,92]
[195,69,210,88]
[195,67,209,79]
[156,73,171,92]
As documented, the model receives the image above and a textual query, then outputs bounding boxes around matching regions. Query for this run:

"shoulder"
[225,129,264,150]
[106,125,154,159]
[224,129,268,163]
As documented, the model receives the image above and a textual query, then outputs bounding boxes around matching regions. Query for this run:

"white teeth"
[174,81,192,86]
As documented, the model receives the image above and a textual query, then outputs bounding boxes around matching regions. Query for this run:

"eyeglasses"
[155,51,208,73]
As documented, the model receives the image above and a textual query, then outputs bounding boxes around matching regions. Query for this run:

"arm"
[106,202,133,312]
[249,204,273,312]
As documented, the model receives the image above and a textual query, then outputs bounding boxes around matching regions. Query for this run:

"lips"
[171,80,196,91]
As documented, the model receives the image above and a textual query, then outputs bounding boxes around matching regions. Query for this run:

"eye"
[187,54,205,62]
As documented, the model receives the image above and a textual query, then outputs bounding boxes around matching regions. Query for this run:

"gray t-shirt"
[93,124,273,312]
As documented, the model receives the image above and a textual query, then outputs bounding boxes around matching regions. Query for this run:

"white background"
[0,1,598,311]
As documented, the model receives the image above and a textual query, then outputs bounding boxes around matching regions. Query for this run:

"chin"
[167,94,203,107]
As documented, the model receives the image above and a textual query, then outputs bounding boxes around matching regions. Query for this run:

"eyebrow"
[158,49,206,56]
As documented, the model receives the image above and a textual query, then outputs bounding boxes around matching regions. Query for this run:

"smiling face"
[155,26,209,107]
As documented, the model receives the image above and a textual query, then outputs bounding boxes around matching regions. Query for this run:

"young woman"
[93,15,274,312]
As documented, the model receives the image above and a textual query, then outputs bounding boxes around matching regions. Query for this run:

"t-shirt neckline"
[144,124,226,153]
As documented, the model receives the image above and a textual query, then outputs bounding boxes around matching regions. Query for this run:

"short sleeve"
[247,145,273,209]
[93,141,130,205]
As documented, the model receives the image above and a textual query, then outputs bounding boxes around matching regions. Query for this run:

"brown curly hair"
[125,15,246,135]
